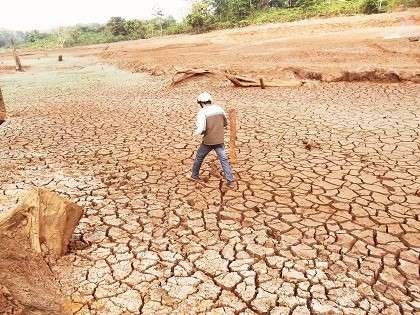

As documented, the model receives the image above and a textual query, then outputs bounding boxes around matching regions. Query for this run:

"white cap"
[197,92,212,103]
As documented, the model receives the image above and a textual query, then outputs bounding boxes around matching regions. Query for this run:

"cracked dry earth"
[1,56,419,315]
[1,16,420,315]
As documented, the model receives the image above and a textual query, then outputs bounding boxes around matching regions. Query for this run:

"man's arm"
[195,110,206,135]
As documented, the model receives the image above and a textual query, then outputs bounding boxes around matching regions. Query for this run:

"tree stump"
[58,55,63,61]
[0,87,5,125]
[0,188,84,256]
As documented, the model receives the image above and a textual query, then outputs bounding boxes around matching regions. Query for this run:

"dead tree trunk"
[10,39,23,71]
[0,188,84,256]
[0,87,5,125]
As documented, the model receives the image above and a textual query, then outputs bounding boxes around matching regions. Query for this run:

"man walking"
[191,92,235,188]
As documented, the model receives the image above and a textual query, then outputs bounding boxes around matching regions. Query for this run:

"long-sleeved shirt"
[195,104,228,145]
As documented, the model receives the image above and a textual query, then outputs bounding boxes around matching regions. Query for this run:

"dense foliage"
[0,0,417,50]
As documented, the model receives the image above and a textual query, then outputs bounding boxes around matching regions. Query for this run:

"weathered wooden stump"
[0,188,84,256]
[58,55,63,61]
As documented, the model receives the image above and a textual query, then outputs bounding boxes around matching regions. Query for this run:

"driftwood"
[226,73,302,88]
[170,67,212,87]
[0,188,84,256]
[0,87,5,124]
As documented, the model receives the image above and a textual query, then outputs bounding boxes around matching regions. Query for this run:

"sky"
[0,0,193,32]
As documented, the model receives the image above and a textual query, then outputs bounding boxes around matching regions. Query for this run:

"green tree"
[153,6,164,35]
[162,16,177,30]
[77,23,105,34]
[0,30,25,48]
[232,0,253,19]
[208,0,254,21]
[252,0,272,8]
[267,0,288,7]
[68,28,82,46]
[125,19,146,40]
[25,30,40,42]
[186,1,212,30]
[145,21,156,37]
[362,0,387,13]
[106,17,128,36]
[0,36,6,48]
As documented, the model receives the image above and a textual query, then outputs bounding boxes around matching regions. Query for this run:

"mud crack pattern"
[0,56,419,315]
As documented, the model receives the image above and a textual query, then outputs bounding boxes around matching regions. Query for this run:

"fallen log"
[170,67,213,88]
[226,73,303,88]
[0,188,84,256]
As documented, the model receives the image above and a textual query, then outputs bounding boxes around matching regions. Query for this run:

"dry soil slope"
[85,8,420,83]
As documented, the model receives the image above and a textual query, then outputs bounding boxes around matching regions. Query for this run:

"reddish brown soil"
[0,9,419,315]
[76,9,420,83]
[0,233,68,315]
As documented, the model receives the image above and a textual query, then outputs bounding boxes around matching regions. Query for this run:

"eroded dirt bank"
[82,9,420,83]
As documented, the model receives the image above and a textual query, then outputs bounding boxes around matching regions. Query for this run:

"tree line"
[0,0,417,50]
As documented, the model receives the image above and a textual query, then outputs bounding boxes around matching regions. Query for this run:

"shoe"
[187,174,199,182]
[227,182,236,188]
